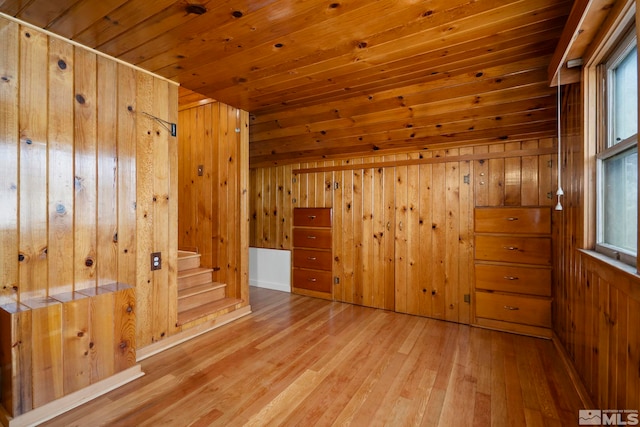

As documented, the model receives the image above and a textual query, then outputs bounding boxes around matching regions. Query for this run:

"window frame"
[593,25,638,267]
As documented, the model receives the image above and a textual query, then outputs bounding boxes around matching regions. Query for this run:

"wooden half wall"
[0,16,178,416]
[250,139,558,322]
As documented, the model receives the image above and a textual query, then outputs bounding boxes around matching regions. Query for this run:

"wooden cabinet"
[473,207,552,338]
[292,208,333,299]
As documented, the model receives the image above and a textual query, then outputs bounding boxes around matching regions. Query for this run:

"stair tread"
[178,282,226,299]
[178,250,198,257]
[177,298,243,326]
[178,267,213,279]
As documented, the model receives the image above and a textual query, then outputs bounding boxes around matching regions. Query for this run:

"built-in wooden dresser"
[292,207,333,299]
[473,207,552,338]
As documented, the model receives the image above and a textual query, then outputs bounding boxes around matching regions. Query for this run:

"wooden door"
[332,161,395,310]
[394,150,473,324]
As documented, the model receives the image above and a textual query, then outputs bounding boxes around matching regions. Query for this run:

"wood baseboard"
[552,332,595,410]
[136,305,252,361]
[0,365,144,427]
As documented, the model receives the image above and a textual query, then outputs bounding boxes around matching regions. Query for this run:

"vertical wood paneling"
[0,19,18,306]
[394,157,408,313]
[239,109,250,303]
[29,299,63,408]
[1,15,186,413]
[371,164,385,309]
[151,78,170,341]
[458,147,473,325]
[19,26,48,301]
[341,161,354,304]
[405,157,420,315]
[114,285,136,372]
[361,162,373,307]
[60,295,90,395]
[352,159,363,305]
[418,159,432,317]
[521,140,539,205]
[96,56,118,288]
[74,48,98,292]
[135,72,154,346]
[430,151,447,319]
[116,64,137,293]
[250,140,557,327]
[0,305,32,416]
[504,142,522,206]
[167,81,179,333]
[445,151,460,322]
[87,289,115,384]
[554,82,640,410]
[382,157,395,311]
[488,144,505,206]
[47,38,74,296]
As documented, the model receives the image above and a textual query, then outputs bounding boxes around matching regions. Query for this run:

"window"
[596,28,638,266]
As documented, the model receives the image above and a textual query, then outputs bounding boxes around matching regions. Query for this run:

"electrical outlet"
[151,252,162,271]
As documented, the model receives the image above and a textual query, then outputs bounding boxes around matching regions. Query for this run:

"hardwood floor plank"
[41,287,584,427]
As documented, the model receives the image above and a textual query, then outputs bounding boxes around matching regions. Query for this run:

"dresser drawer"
[293,249,332,270]
[475,207,551,234]
[292,268,332,293]
[293,228,332,249]
[475,264,551,296]
[475,235,551,265]
[294,208,332,227]
[475,292,551,328]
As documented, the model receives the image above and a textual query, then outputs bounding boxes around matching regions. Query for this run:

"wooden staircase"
[177,250,241,325]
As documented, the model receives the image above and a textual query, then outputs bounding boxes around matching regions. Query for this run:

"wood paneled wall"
[554,82,640,410]
[0,16,177,415]
[178,99,250,301]
[250,139,557,322]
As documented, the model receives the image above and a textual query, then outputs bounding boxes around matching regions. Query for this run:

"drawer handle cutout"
[307,257,317,261]
[308,215,317,219]
[503,276,519,280]
[505,217,519,221]
[503,246,518,251]
[307,235,317,239]
[308,278,317,282]
[503,305,520,311]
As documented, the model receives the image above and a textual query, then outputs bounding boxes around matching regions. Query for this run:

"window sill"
[578,248,640,280]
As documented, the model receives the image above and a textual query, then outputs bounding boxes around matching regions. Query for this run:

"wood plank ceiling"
[0,0,573,166]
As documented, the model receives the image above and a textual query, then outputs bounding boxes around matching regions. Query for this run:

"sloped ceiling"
[0,0,573,165]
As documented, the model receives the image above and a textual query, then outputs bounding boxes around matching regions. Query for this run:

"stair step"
[178,282,227,312]
[178,267,214,289]
[178,252,201,271]
[177,297,243,326]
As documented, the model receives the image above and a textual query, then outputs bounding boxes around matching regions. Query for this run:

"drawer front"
[293,249,332,270]
[475,207,551,234]
[293,208,332,227]
[475,235,551,265]
[475,264,551,296]
[293,268,332,293]
[293,228,332,249]
[475,292,551,328]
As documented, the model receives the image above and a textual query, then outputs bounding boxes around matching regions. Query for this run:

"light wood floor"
[43,287,583,426]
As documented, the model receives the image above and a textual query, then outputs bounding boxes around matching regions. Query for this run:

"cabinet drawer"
[293,208,332,227]
[292,268,332,293]
[475,235,551,265]
[475,264,551,296]
[475,207,551,234]
[293,228,332,249]
[475,292,551,328]
[293,249,332,270]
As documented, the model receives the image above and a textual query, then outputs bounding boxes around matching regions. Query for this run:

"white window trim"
[593,28,638,267]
